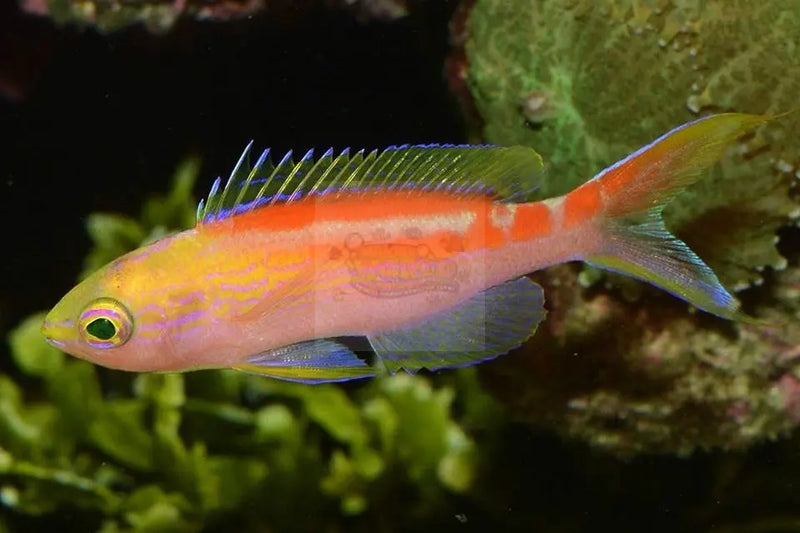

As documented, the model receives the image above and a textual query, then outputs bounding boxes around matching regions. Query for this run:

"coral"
[20,0,267,33]
[20,0,410,34]
[330,0,408,22]
[451,0,800,456]
[479,260,800,456]
[2,158,486,531]
[462,0,800,290]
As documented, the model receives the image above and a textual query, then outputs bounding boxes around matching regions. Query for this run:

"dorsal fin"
[196,143,544,224]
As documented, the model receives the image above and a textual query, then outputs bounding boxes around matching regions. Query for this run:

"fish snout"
[40,315,73,348]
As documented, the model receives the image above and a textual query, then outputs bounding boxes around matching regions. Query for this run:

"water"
[2,1,800,532]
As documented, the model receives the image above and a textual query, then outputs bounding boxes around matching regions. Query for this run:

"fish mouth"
[40,317,74,348]
[44,337,66,348]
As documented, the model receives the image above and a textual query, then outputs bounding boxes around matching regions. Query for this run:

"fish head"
[41,234,209,371]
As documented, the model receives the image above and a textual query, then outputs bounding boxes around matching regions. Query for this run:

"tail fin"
[583,113,768,320]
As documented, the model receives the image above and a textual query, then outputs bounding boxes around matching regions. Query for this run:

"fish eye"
[86,317,116,340]
[78,298,133,349]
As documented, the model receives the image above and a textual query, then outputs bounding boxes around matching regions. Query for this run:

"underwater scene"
[2,1,800,531]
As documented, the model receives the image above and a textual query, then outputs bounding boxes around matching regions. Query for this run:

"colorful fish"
[41,113,766,383]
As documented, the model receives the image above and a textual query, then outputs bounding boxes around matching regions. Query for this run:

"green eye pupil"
[87,318,116,340]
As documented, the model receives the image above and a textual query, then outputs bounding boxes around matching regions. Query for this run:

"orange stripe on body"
[201,190,514,254]
[205,191,488,234]
[464,201,507,250]
[510,202,553,241]
[562,181,603,229]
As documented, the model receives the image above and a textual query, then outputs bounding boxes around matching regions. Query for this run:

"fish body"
[42,113,766,382]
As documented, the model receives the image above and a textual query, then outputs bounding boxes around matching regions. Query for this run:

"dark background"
[0,1,462,337]
[2,3,798,532]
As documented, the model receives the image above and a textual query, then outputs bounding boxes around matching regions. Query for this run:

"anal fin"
[367,277,546,374]
[233,339,375,384]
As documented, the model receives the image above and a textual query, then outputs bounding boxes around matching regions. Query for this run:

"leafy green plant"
[2,158,491,532]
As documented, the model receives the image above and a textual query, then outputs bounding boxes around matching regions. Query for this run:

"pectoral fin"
[234,339,375,384]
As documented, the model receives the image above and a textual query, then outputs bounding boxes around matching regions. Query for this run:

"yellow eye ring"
[78,298,134,349]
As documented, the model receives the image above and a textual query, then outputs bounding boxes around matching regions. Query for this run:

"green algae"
[465,0,800,289]
[462,0,800,457]
[4,12,800,525]
[3,159,487,531]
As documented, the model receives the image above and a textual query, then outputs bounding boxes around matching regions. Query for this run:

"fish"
[41,113,767,383]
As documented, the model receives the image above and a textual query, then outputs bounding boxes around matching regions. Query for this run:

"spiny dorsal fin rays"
[196,142,274,223]
[305,148,351,198]
[287,148,332,203]
[207,141,255,220]
[372,146,410,190]
[233,148,272,212]
[308,148,360,198]
[355,149,384,190]
[254,149,295,207]
[196,143,545,225]
[271,149,314,203]
[400,149,442,191]
[338,149,369,191]
[334,149,370,192]
[217,140,254,216]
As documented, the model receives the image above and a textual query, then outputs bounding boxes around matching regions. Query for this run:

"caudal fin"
[581,113,768,320]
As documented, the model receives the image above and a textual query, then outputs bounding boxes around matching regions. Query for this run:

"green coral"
[466,0,800,289]
[2,159,489,531]
[464,0,800,456]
